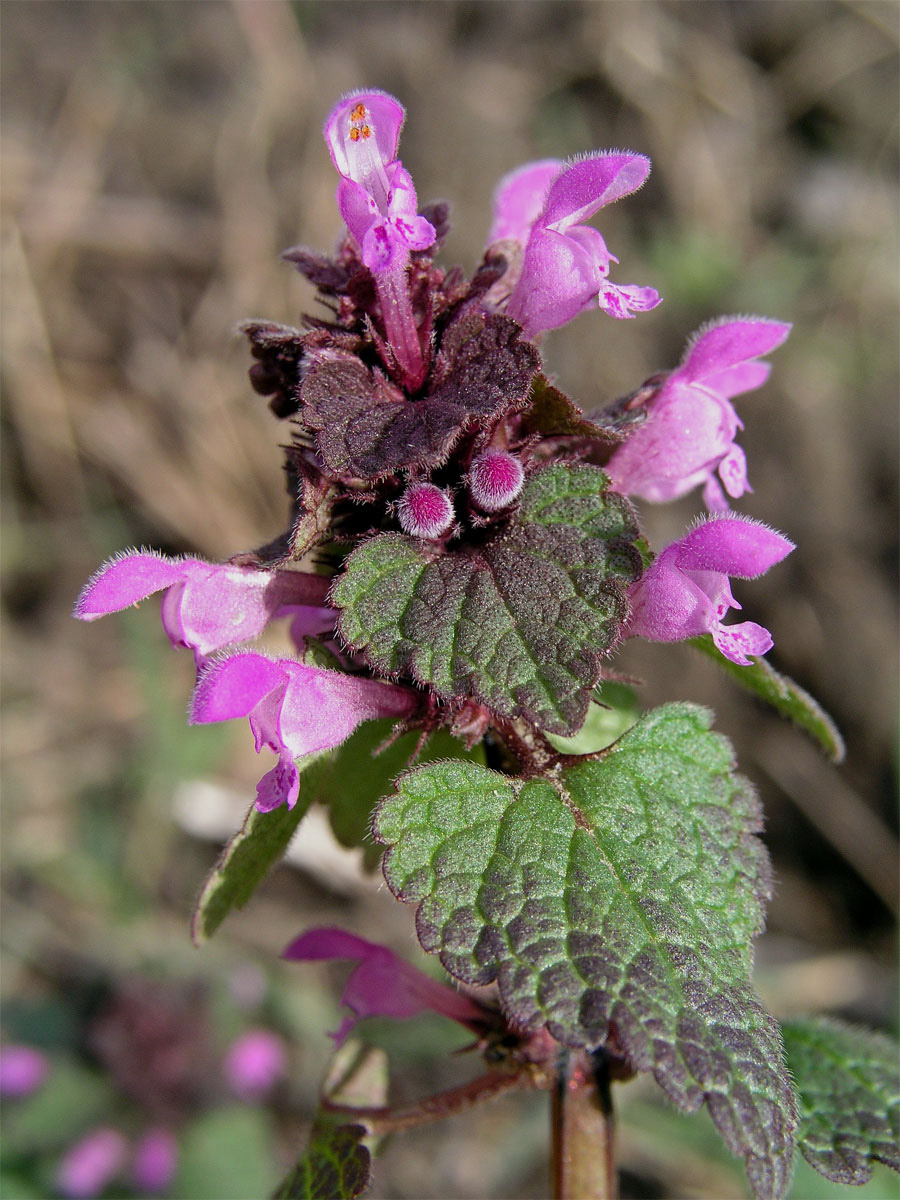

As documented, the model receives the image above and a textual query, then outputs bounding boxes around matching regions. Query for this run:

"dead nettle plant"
[76,90,899,1200]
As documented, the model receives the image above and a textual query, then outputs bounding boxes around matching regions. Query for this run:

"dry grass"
[2,3,897,1196]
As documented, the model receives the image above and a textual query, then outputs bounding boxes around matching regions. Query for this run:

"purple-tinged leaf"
[332,463,641,734]
[374,704,797,1198]
[300,312,539,479]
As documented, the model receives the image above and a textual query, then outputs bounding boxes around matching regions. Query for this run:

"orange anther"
[350,103,367,121]
[349,128,360,142]
[360,125,372,139]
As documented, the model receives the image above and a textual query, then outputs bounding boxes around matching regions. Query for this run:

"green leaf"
[688,635,845,762]
[374,703,796,1199]
[305,720,483,867]
[273,1121,371,1200]
[520,374,638,442]
[191,766,319,944]
[173,1107,277,1200]
[783,1017,900,1185]
[333,464,641,735]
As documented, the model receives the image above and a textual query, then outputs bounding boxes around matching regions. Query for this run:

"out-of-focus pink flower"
[132,1129,178,1194]
[74,550,333,664]
[223,1030,286,1101]
[57,1127,127,1199]
[283,927,492,1045]
[627,515,794,665]
[189,652,419,811]
[605,317,792,511]
[504,153,660,337]
[0,1044,49,1097]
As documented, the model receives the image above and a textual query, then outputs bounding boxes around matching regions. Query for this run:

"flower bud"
[469,450,525,512]
[397,482,454,538]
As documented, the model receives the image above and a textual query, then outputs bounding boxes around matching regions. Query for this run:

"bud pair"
[397,451,525,539]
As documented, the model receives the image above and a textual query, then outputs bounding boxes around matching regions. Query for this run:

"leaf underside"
[333,463,642,734]
[520,374,637,443]
[301,312,539,479]
[783,1017,900,1185]
[688,634,845,762]
[374,703,797,1198]
[273,1121,370,1200]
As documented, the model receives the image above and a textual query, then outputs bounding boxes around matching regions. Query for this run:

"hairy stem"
[552,1049,617,1200]
[323,1066,546,1137]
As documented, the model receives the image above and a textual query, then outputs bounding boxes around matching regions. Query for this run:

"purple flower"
[487,159,564,245]
[504,153,660,337]
[132,1129,178,1195]
[57,1127,127,1199]
[605,316,792,510]
[323,91,435,388]
[189,652,420,811]
[627,516,794,665]
[283,927,491,1045]
[74,550,333,664]
[0,1044,49,1097]
[223,1030,286,1100]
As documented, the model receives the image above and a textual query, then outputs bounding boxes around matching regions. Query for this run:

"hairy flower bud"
[397,482,454,539]
[469,450,525,512]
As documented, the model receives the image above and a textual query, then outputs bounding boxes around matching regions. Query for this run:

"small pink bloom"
[0,1044,49,1097]
[605,316,791,510]
[469,450,525,512]
[74,550,333,664]
[224,1030,286,1100]
[397,482,454,538]
[58,1127,127,1199]
[283,928,491,1045]
[505,152,660,337]
[627,515,794,665]
[132,1129,178,1194]
[189,652,419,811]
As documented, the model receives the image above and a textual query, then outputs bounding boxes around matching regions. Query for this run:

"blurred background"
[1,2,897,1197]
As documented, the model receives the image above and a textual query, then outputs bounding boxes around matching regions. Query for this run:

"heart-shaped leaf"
[333,463,641,734]
[374,704,797,1198]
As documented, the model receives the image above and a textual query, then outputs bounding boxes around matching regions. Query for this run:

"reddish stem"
[323,1067,546,1137]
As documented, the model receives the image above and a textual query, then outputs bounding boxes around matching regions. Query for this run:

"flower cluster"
[75,88,793,813]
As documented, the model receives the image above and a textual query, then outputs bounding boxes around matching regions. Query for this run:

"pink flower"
[323,90,435,388]
[57,1127,127,1199]
[487,159,564,245]
[605,317,792,511]
[504,152,660,337]
[627,515,794,665]
[74,550,333,664]
[189,652,420,811]
[283,928,492,1045]
[0,1044,49,1097]
[223,1030,286,1100]
[132,1129,178,1194]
